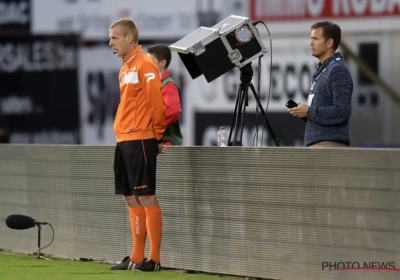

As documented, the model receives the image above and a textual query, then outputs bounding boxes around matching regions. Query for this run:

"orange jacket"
[114,45,166,142]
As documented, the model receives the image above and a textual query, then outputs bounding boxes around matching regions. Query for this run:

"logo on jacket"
[144,73,155,82]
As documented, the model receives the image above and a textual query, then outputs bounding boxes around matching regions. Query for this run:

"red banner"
[250,0,400,21]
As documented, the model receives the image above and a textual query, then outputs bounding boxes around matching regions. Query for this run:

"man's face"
[109,25,130,57]
[310,28,330,59]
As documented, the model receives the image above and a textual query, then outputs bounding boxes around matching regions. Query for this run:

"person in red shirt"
[147,45,183,146]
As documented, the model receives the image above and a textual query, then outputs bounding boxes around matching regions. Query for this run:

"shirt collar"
[122,45,142,63]
[318,51,343,68]
[161,70,170,80]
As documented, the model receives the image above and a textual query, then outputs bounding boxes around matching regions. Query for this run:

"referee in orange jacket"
[108,18,165,272]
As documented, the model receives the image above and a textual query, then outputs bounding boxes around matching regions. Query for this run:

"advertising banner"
[250,0,400,21]
[0,0,31,34]
[0,35,80,144]
[31,0,228,41]
[78,46,120,145]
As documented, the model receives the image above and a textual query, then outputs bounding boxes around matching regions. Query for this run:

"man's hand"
[288,103,309,118]
[158,143,165,154]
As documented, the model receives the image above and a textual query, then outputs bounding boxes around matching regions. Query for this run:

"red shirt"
[161,71,181,128]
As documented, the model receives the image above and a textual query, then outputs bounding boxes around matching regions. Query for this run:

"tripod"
[228,63,279,146]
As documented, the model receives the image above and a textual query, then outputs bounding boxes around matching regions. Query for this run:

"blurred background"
[0,0,399,147]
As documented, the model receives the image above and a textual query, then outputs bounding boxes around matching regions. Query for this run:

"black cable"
[253,21,273,146]
[253,55,262,146]
[40,223,54,251]
[251,26,263,146]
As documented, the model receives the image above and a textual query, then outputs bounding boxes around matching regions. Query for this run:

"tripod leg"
[235,88,247,146]
[230,88,245,145]
[238,89,248,145]
[249,83,280,146]
[228,87,241,144]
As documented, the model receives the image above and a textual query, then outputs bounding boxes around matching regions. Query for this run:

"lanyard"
[310,57,340,91]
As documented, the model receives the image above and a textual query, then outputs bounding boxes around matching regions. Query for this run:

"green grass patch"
[0,252,236,280]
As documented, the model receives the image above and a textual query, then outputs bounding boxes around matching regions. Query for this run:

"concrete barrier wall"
[1,145,399,280]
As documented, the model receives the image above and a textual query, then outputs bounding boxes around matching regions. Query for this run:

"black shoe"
[134,259,161,272]
[109,256,146,270]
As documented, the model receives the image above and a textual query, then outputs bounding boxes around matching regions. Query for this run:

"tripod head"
[239,63,253,91]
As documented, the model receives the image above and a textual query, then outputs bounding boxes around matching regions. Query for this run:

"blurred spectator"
[87,72,107,139]
[147,45,183,146]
